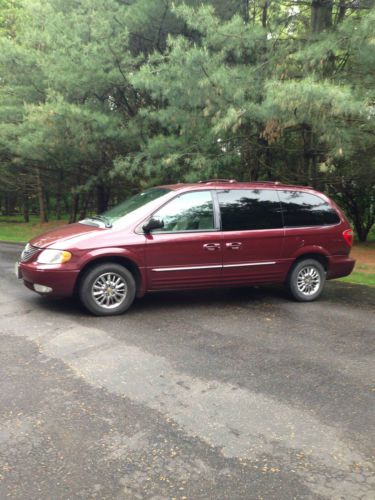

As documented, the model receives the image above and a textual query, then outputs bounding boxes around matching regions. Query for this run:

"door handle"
[203,243,221,251]
[226,242,242,250]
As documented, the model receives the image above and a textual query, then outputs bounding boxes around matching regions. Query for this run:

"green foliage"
[0,0,374,238]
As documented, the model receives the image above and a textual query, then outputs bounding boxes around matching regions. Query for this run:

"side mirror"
[143,217,164,234]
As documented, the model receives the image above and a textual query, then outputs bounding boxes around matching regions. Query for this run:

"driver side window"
[152,191,215,232]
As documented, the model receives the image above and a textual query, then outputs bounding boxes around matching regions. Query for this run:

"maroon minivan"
[16,180,355,315]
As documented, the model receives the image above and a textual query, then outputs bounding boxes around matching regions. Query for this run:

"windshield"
[103,188,170,225]
[79,188,171,228]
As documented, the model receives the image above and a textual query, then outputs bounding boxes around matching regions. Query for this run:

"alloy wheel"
[91,272,128,309]
[296,266,321,296]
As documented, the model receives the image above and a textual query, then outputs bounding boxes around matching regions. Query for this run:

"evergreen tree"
[0,0,374,238]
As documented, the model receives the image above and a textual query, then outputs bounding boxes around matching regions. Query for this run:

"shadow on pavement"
[29,281,375,318]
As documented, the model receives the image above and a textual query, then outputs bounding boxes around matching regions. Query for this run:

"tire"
[287,259,326,302]
[79,263,136,316]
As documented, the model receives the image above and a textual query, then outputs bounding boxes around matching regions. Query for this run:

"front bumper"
[327,255,355,280]
[19,261,79,297]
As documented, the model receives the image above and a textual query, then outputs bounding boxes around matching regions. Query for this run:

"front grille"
[20,243,40,263]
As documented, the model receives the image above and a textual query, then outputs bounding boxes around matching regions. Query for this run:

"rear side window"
[278,191,340,227]
[218,189,283,231]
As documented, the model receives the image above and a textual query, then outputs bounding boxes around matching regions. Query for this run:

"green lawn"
[0,216,68,243]
[339,271,375,287]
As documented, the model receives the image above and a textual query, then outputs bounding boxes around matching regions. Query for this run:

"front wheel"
[79,263,136,316]
[287,259,326,302]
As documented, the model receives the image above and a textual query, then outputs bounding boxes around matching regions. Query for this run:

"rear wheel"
[287,259,326,302]
[79,263,136,316]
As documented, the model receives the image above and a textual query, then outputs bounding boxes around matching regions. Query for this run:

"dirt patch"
[351,243,375,274]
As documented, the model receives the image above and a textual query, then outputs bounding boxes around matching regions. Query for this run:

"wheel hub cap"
[92,273,127,309]
[297,266,321,296]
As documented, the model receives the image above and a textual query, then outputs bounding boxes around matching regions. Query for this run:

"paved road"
[0,242,374,499]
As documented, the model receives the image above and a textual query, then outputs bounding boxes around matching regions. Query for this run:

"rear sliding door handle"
[203,243,221,251]
[226,242,242,250]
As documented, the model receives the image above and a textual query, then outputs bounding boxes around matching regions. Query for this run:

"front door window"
[152,191,215,232]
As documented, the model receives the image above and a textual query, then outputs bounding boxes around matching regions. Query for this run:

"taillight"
[343,229,354,247]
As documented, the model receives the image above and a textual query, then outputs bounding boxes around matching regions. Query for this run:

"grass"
[1,215,374,287]
[339,242,375,287]
[0,215,68,243]
[339,271,375,287]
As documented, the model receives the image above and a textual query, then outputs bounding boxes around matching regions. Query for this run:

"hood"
[30,222,102,249]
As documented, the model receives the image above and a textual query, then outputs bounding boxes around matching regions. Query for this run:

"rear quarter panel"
[282,224,348,260]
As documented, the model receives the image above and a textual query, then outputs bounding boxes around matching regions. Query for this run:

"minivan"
[16,180,355,315]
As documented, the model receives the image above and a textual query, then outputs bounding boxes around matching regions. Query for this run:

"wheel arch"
[75,255,145,297]
[285,251,329,284]
[293,252,328,271]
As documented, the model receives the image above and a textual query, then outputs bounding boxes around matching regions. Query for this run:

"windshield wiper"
[90,215,112,228]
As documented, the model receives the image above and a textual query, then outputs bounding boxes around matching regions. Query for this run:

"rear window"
[278,191,340,227]
[218,189,283,231]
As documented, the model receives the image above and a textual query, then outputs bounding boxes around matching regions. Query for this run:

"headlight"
[37,249,72,264]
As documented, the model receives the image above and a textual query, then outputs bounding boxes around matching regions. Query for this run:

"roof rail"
[251,180,281,185]
[198,179,237,184]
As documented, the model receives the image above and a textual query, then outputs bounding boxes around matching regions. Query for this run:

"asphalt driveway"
[0,242,374,499]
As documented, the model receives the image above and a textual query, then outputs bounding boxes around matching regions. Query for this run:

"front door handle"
[226,242,242,250]
[203,243,221,251]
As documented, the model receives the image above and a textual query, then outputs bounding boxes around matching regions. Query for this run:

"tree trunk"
[55,171,63,220]
[302,125,318,187]
[351,204,374,242]
[23,192,29,223]
[262,0,268,28]
[79,193,90,220]
[46,190,50,215]
[311,0,333,33]
[241,0,250,23]
[353,217,373,243]
[55,191,62,220]
[332,179,375,243]
[4,195,10,216]
[246,147,260,181]
[36,167,48,222]
[69,194,79,223]
[337,0,347,24]
[63,195,70,215]
[96,182,110,213]
[4,193,16,216]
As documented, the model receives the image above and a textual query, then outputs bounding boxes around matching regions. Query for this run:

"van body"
[16,180,355,315]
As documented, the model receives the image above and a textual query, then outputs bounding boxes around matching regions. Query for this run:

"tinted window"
[278,191,340,227]
[153,191,215,232]
[218,189,283,231]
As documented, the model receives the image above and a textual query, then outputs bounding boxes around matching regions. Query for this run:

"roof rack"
[198,179,237,184]
[198,179,286,186]
[251,181,281,185]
